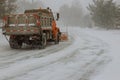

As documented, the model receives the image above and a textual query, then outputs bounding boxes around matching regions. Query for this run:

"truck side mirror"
[56,13,59,21]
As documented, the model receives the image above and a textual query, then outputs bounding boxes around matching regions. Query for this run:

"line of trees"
[0,0,17,19]
[0,0,120,29]
[88,0,120,29]
[0,0,44,19]
[59,0,92,27]
[59,0,84,26]
[59,0,120,29]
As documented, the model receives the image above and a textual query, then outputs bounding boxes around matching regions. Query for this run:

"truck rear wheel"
[9,37,22,49]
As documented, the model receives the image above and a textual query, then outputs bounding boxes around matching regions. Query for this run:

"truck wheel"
[55,33,60,44]
[40,34,47,49]
[9,37,22,49]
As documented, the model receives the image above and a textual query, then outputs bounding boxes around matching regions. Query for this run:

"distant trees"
[0,0,17,19]
[6,0,17,14]
[59,0,84,26]
[114,5,120,28]
[0,0,6,18]
[88,0,118,29]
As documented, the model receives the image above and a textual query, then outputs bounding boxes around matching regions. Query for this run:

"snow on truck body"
[3,12,53,35]
[2,8,60,49]
[3,14,40,35]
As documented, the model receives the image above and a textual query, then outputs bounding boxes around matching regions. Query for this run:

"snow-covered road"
[0,27,110,80]
[84,29,120,80]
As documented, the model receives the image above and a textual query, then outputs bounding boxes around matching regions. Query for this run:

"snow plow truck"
[2,7,65,49]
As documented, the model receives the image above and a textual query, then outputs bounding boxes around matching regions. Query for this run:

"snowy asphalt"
[0,27,109,80]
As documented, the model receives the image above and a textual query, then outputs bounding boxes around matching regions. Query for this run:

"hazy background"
[24,0,120,12]
[25,0,119,27]
[17,0,93,12]
[17,0,93,27]
[12,0,120,27]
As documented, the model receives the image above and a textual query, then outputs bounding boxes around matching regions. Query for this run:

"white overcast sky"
[30,0,120,12]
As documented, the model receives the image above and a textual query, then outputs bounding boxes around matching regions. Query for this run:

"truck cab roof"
[24,8,52,14]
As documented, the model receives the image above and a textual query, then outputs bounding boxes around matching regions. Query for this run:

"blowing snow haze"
[17,0,120,27]
[16,0,93,27]
[17,0,44,13]
[59,1,85,26]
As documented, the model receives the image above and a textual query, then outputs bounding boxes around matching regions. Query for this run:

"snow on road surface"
[0,27,110,80]
[84,29,120,80]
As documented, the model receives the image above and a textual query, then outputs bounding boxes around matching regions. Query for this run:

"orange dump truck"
[2,8,61,49]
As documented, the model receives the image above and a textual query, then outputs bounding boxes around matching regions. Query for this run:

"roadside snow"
[82,28,120,80]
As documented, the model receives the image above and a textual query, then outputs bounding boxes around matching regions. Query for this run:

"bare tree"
[6,0,17,14]
[0,0,6,18]
[0,0,17,19]
[0,0,17,18]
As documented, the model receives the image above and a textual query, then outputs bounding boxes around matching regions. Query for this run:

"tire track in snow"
[0,28,110,80]
[0,29,73,69]
[0,37,72,69]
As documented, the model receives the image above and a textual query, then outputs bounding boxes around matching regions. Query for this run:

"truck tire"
[55,33,60,44]
[9,37,22,49]
[40,34,47,49]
